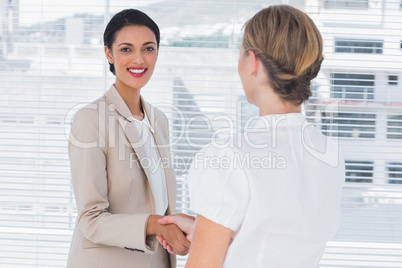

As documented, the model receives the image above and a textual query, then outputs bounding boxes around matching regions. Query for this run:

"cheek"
[238,58,247,81]
[114,54,127,66]
[146,54,158,66]
[238,57,243,74]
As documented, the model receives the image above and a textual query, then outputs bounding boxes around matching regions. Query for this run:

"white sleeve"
[188,146,250,232]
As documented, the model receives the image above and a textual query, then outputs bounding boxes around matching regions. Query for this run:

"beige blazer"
[67,85,177,268]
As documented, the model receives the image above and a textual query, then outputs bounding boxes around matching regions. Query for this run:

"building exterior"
[0,0,19,57]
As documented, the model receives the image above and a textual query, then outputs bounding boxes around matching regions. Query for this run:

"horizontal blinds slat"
[1,1,402,267]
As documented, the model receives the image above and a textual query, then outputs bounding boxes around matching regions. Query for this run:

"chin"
[128,80,150,90]
[244,94,255,106]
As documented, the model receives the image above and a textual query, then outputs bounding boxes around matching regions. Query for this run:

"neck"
[255,85,301,116]
[114,81,143,116]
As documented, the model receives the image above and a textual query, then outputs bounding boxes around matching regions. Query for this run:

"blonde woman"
[157,5,345,268]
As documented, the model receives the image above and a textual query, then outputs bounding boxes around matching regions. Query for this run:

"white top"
[131,111,168,216]
[189,113,345,268]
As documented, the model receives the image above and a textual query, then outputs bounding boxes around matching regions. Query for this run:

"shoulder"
[199,134,256,158]
[188,141,250,231]
[73,95,106,118]
[190,142,246,185]
[70,96,107,132]
[195,141,237,162]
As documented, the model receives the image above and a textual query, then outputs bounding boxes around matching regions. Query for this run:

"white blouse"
[131,111,168,216]
[188,113,345,268]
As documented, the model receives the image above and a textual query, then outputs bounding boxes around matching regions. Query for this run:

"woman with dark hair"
[157,5,345,268]
[67,9,191,268]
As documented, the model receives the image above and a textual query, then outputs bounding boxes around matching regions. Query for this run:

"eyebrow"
[118,41,157,47]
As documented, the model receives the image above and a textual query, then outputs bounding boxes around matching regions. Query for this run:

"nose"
[132,52,144,65]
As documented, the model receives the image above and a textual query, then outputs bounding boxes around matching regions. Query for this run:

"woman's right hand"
[146,215,191,256]
[157,214,195,242]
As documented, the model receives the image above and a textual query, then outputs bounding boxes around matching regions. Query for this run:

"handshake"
[151,214,196,256]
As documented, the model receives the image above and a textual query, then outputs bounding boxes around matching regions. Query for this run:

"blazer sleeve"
[68,106,157,254]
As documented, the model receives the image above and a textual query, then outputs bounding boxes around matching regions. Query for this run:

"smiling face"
[105,25,158,92]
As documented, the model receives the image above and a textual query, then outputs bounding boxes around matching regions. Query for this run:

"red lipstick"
[127,67,147,77]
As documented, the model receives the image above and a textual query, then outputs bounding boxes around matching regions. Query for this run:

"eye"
[121,47,131,52]
[145,47,155,52]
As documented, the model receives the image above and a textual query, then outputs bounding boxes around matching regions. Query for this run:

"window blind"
[0,0,401,267]
[305,1,402,266]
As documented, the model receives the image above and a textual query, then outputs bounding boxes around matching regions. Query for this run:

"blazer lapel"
[119,119,155,186]
[105,85,176,214]
[105,86,157,210]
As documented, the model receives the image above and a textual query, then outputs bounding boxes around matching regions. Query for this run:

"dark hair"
[103,9,160,75]
[242,5,323,105]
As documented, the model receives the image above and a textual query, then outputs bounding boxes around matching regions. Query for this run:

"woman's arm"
[69,107,153,252]
[185,215,233,268]
[69,106,190,254]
